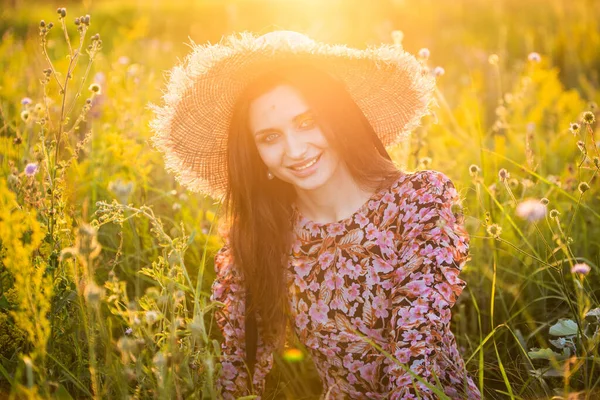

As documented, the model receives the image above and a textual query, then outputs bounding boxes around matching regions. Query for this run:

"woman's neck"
[293,164,376,224]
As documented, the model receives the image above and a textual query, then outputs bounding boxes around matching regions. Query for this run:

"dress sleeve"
[385,170,481,399]
[210,244,277,399]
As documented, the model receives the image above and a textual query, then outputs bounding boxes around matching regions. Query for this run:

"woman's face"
[248,84,342,192]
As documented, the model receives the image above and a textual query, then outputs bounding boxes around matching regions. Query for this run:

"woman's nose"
[283,132,308,159]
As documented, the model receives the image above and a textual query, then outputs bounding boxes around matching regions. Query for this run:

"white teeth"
[292,155,319,171]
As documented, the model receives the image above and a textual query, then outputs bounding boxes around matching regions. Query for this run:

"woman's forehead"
[248,84,311,127]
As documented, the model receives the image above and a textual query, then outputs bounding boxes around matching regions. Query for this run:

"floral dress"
[211,170,481,399]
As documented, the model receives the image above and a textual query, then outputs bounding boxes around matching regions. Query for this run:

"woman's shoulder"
[387,169,457,200]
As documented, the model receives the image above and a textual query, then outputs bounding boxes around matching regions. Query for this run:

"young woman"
[151,31,481,400]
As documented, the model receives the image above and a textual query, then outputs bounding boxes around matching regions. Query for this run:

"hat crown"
[256,30,314,48]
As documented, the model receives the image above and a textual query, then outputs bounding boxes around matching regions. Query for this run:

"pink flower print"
[347,372,358,385]
[406,307,426,326]
[358,361,377,382]
[354,212,369,228]
[294,276,307,292]
[394,266,408,284]
[344,283,361,302]
[421,272,434,285]
[365,269,381,287]
[308,299,330,325]
[401,203,418,222]
[318,250,334,269]
[434,246,455,265]
[293,259,313,278]
[383,206,398,223]
[336,256,350,275]
[382,192,395,203]
[297,298,309,313]
[394,347,412,364]
[404,279,431,298]
[330,296,347,312]
[327,223,345,236]
[348,302,358,317]
[295,312,309,330]
[402,329,423,344]
[441,266,463,285]
[414,297,429,308]
[376,230,395,248]
[372,294,390,319]
[324,269,336,290]
[409,341,427,357]
[306,221,322,236]
[309,281,320,291]
[419,191,435,203]
[373,256,394,273]
[435,282,454,302]
[365,223,378,240]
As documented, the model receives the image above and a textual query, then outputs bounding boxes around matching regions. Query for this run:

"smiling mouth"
[288,153,322,171]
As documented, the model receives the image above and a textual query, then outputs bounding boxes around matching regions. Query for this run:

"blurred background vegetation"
[1,0,599,398]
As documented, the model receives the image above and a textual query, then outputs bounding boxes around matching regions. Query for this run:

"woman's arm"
[385,170,481,399]
[210,244,276,399]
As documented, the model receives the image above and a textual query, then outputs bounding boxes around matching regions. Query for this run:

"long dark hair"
[223,63,403,374]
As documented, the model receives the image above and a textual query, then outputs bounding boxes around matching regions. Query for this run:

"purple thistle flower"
[21,97,32,106]
[24,163,39,176]
[571,263,591,275]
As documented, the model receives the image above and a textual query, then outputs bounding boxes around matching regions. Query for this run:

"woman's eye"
[263,133,279,143]
[298,118,315,129]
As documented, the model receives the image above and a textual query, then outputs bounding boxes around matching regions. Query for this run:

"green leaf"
[549,319,578,336]
[54,384,74,400]
[527,348,561,360]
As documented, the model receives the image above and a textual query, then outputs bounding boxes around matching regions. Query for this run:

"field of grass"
[1,0,599,398]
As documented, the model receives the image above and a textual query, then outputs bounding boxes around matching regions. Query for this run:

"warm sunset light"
[1,0,599,399]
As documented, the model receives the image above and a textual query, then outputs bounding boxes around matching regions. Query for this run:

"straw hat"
[149,30,436,200]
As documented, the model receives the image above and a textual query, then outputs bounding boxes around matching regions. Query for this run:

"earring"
[267,171,274,180]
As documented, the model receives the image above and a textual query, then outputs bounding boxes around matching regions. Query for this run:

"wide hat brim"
[149,31,437,201]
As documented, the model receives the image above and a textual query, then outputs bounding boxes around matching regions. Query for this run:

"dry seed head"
[578,182,590,193]
[508,178,519,189]
[498,168,510,181]
[469,164,480,177]
[549,209,560,219]
[583,111,595,125]
[594,157,599,168]
[88,83,101,94]
[40,20,46,28]
[20,110,30,122]
[433,66,445,77]
[487,224,502,239]
[570,122,580,135]
[75,17,80,26]
[577,141,586,153]
[419,157,432,168]
[540,198,549,205]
